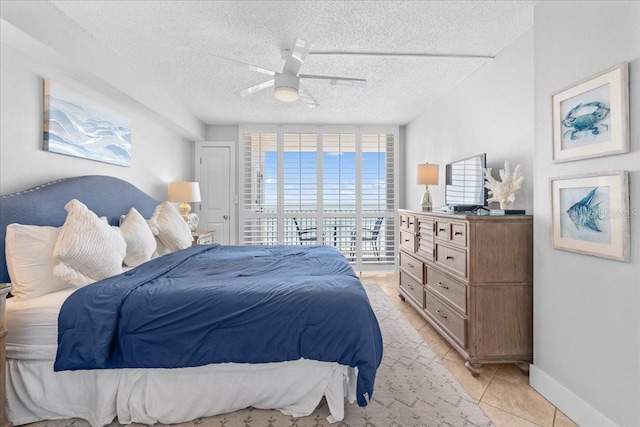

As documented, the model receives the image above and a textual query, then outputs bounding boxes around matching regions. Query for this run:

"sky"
[262,151,388,212]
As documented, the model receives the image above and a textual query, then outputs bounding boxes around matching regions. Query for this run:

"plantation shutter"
[240,126,398,270]
[360,132,396,265]
[242,131,278,244]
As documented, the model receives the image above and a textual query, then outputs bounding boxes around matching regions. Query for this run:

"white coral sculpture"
[483,161,524,209]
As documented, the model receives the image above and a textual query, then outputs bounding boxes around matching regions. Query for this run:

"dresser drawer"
[435,220,450,240]
[435,243,467,277]
[426,290,466,347]
[399,213,409,231]
[426,267,467,314]
[399,252,424,283]
[399,213,418,233]
[450,222,467,247]
[399,231,417,252]
[399,273,424,307]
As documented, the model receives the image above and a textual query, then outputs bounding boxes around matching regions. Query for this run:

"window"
[241,126,398,270]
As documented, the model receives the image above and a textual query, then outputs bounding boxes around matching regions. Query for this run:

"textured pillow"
[5,224,74,300]
[120,207,156,267]
[53,199,126,286]
[147,202,193,253]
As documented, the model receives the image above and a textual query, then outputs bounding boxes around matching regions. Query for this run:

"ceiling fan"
[213,38,367,108]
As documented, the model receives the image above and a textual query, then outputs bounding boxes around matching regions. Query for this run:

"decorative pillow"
[147,201,193,253]
[119,207,156,267]
[5,224,74,300]
[53,199,126,286]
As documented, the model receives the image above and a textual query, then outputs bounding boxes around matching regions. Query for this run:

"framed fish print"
[551,62,629,163]
[551,171,629,262]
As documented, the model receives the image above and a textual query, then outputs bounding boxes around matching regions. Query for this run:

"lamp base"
[187,213,199,233]
[178,202,199,232]
[421,186,433,212]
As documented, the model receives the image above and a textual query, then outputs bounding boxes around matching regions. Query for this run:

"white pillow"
[120,207,156,267]
[53,199,126,286]
[5,224,74,300]
[147,202,193,253]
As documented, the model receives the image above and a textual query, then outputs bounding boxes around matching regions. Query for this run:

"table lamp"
[168,181,201,232]
[416,163,439,212]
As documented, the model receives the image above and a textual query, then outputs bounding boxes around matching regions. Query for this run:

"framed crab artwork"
[551,62,629,163]
[551,171,629,262]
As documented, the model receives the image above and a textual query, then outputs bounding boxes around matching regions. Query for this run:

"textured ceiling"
[49,1,536,126]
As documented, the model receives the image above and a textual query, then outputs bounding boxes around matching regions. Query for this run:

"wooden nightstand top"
[192,230,215,245]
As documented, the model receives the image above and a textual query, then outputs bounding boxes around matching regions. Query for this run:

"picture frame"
[551,62,629,163]
[44,79,132,167]
[551,171,629,262]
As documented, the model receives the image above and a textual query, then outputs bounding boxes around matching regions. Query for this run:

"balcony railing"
[242,216,395,266]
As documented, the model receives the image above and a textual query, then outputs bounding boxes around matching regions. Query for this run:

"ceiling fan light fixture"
[274,86,299,102]
[273,73,300,102]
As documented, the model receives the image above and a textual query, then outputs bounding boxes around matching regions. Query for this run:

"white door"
[195,141,236,244]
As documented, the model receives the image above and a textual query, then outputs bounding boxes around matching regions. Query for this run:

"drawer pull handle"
[407,263,414,268]
[437,281,449,289]
[439,228,446,232]
[436,309,448,319]
[446,255,454,260]
[454,231,463,236]
[404,239,410,243]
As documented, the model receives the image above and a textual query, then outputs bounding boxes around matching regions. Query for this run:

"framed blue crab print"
[551,62,629,163]
[551,171,629,262]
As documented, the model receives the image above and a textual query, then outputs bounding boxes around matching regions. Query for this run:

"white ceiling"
[49,0,536,126]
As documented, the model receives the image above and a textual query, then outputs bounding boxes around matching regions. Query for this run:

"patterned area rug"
[26,285,493,427]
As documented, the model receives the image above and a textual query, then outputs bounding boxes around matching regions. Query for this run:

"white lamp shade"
[416,163,439,185]
[168,182,201,203]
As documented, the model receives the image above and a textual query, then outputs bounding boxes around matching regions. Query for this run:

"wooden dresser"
[398,209,533,376]
[1,284,11,427]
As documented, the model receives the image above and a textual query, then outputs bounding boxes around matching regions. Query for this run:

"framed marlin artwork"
[551,62,629,163]
[551,171,629,262]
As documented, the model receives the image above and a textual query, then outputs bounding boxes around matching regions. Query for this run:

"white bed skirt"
[6,358,357,426]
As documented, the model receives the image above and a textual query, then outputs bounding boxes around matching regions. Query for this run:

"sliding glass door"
[241,125,398,270]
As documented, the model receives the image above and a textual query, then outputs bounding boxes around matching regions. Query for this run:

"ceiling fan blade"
[283,38,312,75]
[238,79,274,97]
[208,52,276,76]
[308,51,494,59]
[299,74,367,87]
[298,86,319,108]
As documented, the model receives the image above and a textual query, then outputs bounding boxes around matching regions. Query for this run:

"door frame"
[195,141,237,245]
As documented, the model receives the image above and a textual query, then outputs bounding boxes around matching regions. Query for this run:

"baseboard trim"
[529,365,620,427]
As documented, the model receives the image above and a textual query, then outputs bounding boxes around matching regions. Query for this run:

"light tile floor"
[359,271,579,427]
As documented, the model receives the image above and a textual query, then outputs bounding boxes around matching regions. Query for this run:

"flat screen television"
[445,153,487,211]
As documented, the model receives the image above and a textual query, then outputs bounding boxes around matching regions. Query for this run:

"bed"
[0,175,383,426]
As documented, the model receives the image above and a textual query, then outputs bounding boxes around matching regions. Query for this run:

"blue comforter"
[55,244,383,406]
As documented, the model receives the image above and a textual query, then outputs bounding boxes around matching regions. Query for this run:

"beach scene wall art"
[44,79,132,167]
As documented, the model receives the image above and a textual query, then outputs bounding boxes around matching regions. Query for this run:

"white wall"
[531,3,640,427]
[0,44,194,201]
[403,30,534,212]
[206,125,240,142]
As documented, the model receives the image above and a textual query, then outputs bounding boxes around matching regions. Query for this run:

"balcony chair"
[292,217,317,244]
[350,217,384,259]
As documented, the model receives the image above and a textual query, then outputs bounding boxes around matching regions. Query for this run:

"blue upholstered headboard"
[0,175,160,283]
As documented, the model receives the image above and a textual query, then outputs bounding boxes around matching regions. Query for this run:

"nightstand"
[192,230,215,246]
[1,283,11,427]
